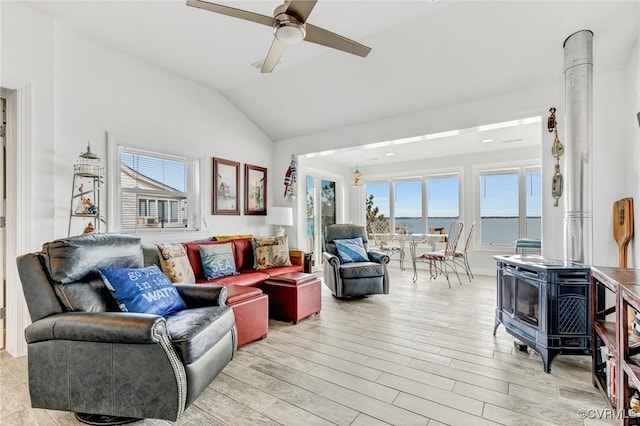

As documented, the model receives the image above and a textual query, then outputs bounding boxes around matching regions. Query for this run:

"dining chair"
[454,220,476,281]
[418,221,464,288]
[367,219,405,270]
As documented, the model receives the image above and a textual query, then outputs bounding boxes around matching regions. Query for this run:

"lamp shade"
[267,206,293,237]
[267,207,293,226]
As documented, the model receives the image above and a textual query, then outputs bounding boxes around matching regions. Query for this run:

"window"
[525,168,542,239]
[395,179,422,233]
[427,175,459,235]
[366,181,391,231]
[478,166,541,245]
[115,146,199,231]
[365,174,460,235]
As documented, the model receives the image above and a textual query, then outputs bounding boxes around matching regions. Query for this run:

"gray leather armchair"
[323,224,390,298]
[17,233,237,423]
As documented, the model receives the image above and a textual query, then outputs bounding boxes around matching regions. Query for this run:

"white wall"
[1,3,277,356]
[590,70,634,268]
[629,34,640,268]
[52,23,275,240]
[1,2,56,357]
[1,2,55,249]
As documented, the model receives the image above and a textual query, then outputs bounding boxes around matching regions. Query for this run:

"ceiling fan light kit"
[186,0,370,73]
[274,20,306,44]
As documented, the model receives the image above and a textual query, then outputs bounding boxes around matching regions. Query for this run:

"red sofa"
[182,237,303,285]
[144,236,303,347]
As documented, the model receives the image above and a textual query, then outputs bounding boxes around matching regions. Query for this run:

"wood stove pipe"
[563,30,594,264]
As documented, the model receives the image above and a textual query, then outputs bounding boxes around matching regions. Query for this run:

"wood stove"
[493,255,592,373]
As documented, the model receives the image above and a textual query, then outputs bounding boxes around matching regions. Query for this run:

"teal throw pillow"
[98,264,186,317]
[199,243,238,281]
[334,237,369,263]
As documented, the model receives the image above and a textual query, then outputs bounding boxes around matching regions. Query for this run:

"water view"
[393,217,541,245]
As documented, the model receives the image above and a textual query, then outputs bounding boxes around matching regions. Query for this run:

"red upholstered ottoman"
[226,285,268,347]
[261,272,321,324]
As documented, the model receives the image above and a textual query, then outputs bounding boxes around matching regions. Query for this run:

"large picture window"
[525,168,542,239]
[117,146,199,231]
[395,179,422,233]
[478,166,541,245]
[365,174,459,235]
[427,175,459,236]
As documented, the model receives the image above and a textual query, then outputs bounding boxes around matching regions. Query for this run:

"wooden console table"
[591,266,640,425]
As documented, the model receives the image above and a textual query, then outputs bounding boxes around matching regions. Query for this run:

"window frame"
[474,162,541,249]
[364,169,462,236]
[107,133,202,235]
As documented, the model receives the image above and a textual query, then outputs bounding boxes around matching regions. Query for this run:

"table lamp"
[267,206,293,237]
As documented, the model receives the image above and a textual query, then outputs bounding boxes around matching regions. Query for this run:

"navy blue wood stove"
[493,255,592,373]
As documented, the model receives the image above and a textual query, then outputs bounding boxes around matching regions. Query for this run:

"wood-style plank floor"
[0,266,614,425]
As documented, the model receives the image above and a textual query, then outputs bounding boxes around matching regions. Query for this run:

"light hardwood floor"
[0,265,614,425]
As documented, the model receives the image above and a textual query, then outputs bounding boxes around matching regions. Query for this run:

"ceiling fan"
[186,0,371,73]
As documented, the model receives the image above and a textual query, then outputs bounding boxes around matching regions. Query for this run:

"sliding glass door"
[306,174,338,269]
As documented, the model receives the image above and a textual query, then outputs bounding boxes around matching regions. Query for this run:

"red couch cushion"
[183,240,227,279]
[217,270,270,286]
[226,285,263,304]
[232,238,254,271]
[264,264,304,277]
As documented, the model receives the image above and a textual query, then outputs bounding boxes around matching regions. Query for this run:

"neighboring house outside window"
[111,143,200,232]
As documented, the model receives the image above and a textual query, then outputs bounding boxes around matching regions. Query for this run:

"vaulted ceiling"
[24,0,640,149]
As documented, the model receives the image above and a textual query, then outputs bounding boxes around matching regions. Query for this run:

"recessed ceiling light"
[482,138,494,143]
[385,152,395,156]
[477,116,542,132]
[478,120,520,132]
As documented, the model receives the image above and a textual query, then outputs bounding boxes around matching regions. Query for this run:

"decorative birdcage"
[74,142,104,177]
[68,141,106,236]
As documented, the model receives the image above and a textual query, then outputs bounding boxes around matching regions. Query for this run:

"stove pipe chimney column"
[563,30,593,265]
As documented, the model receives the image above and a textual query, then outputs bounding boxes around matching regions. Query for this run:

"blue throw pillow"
[335,237,369,263]
[99,264,186,317]
[199,243,238,281]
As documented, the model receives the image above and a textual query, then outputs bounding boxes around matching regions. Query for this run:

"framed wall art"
[244,164,267,215]
[213,157,240,215]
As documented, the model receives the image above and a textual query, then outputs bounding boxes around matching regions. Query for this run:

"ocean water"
[394,217,541,245]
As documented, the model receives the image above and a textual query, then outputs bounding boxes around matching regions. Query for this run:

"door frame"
[306,168,344,268]
[2,84,32,357]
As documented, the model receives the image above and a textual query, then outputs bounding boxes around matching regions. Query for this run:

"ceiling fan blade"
[305,23,371,58]
[285,0,318,23]
[186,0,276,27]
[261,38,288,73]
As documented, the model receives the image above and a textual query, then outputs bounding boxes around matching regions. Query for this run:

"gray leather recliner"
[322,224,390,298]
[16,233,237,422]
